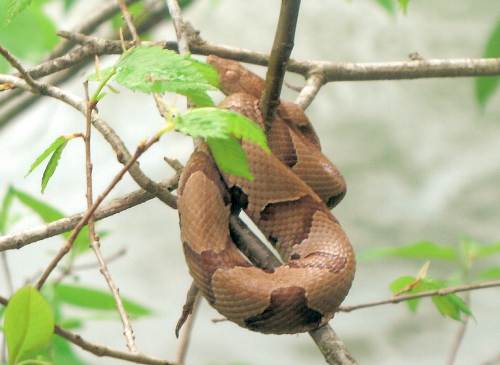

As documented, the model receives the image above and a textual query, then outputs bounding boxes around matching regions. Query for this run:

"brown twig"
[0,45,40,91]
[0,294,174,365]
[34,131,163,290]
[175,283,199,338]
[0,177,178,252]
[260,0,301,130]
[117,0,141,44]
[338,279,500,313]
[445,292,471,365]
[175,294,200,365]
[84,83,138,353]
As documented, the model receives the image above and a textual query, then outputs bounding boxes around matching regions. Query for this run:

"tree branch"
[295,72,325,109]
[260,0,301,130]
[0,176,178,252]
[338,279,500,313]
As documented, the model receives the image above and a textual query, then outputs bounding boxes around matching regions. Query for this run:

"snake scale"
[177,56,356,334]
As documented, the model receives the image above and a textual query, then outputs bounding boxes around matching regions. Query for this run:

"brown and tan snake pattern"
[177,56,355,334]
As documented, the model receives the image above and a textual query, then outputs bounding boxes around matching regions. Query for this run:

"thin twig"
[0,45,40,91]
[84,83,138,353]
[175,283,199,338]
[0,177,178,252]
[0,253,13,294]
[34,132,163,290]
[295,72,325,109]
[165,0,190,54]
[338,280,500,313]
[117,0,141,44]
[175,294,200,365]
[260,0,301,130]
[0,294,174,365]
[445,292,471,365]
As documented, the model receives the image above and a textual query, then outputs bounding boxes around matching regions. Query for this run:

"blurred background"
[1,1,499,364]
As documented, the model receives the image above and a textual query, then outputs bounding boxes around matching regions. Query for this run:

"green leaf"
[63,0,77,12]
[2,0,33,26]
[476,242,500,258]
[26,136,70,193]
[53,283,152,317]
[478,266,500,280]
[390,276,472,321]
[207,137,253,180]
[92,46,219,106]
[11,188,90,255]
[26,136,68,177]
[4,286,54,365]
[0,187,15,234]
[475,20,500,108]
[360,241,457,261]
[374,0,395,14]
[398,0,409,13]
[41,141,68,193]
[389,276,420,312]
[175,107,269,153]
[51,337,88,365]
[111,2,145,31]
[0,2,58,72]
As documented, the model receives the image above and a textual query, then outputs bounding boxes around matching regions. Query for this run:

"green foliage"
[398,0,409,13]
[478,266,500,280]
[2,0,33,25]
[26,136,72,193]
[4,286,54,365]
[176,107,270,179]
[50,337,87,365]
[475,20,500,109]
[0,187,15,234]
[0,1,58,72]
[360,241,457,261]
[90,46,219,106]
[10,188,91,255]
[111,1,145,31]
[53,283,153,317]
[390,275,472,321]
[374,0,395,15]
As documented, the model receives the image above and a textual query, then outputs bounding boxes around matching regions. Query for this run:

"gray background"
[1,1,499,364]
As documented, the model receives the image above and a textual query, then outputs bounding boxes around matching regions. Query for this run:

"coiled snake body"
[177,56,355,334]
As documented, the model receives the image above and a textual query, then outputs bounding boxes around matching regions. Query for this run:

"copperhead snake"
[177,56,355,334]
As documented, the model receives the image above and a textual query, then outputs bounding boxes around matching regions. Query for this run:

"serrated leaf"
[0,186,15,234]
[478,266,500,280]
[360,241,457,261]
[475,20,500,108]
[41,141,68,193]
[374,0,395,14]
[11,188,90,255]
[207,137,253,180]
[175,107,269,153]
[2,0,33,26]
[53,283,152,317]
[94,46,219,106]
[4,286,54,365]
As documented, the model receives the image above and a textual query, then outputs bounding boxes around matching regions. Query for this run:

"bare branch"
[117,0,141,44]
[446,292,470,365]
[310,326,357,365]
[175,294,200,365]
[0,177,178,252]
[260,0,301,130]
[0,294,174,365]
[84,84,138,353]
[0,46,40,91]
[35,131,164,289]
[295,72,325,109]
[175,283,199,338]
[338,279,500,313]
[165,0,190,54]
